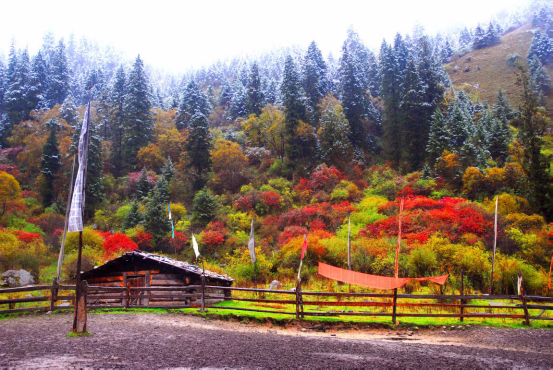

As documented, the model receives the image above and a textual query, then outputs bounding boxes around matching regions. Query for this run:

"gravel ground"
[1,312,552,369]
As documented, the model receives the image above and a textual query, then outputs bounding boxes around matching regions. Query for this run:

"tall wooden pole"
[490,196,498,294]
[72,231,84,331]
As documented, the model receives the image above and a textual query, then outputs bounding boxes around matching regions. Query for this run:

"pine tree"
[27,51,49,110]
[459,27,472,50]
[122,55,152,171]
[484,22,500,47]
[175,80,211,129]
[40,126,61,208]
[123,199,142,230]
[59,95,79,128]
[528,54,551,96]
[136,168,151,200]
[380,41,402,167]
[245,62,264,116]
[472,24,487,50]
[228,81,247,121]
[219,80,233,107]
[144,180,172,242]
[155,175,170,204]
[449,100,473,149]
[527,30,553,65]
[281,55,307,168]
[48,39,71,106]
[516,68,553,219]
[192,188,218,226]
[426,108,451,165]
[317,97,352,168]
[492,89,516,125]
[486,111,511,165]
[400,58,426,172]
[3,46,31,140]
[110,65,126,176]
[339,45,369,150]
[84,121,104,218]
[465,114,491,169]
[302,41,329,124]
[185,112,212,190]
[161,157,175,182]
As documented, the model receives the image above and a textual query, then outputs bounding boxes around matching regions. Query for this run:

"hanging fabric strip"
[318,262,449,291]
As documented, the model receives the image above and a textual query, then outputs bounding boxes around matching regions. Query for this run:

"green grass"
[67,330,92,337]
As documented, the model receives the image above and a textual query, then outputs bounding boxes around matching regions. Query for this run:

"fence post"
[392,288,398,325]
[460,269,464,323]
[519,271,531,327]
[124,282,130,309]
[200,275,206,312]
[49,278,58,312]
[75,280,88,333]
[143,270,151,306]
[121,272,127,307]
[295,279,300,321]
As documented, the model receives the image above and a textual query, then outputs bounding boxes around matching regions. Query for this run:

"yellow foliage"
[137,143,165,170]
[0,171,22,217]
[0,231,21,270]
[482,193,529,215]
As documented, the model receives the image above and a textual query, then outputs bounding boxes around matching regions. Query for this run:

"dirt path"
[1,312,552,369]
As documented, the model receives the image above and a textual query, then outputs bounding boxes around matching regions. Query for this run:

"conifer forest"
[1,1,553,297]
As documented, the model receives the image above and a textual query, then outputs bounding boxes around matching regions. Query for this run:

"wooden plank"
[151,274,183,280]
[0,307,50,315]
[0,296,50,305]
[150,279,185,286]
[143,271,151,306]
[122,273,127,306]
[131,286,199,292]
[0,285,52,293]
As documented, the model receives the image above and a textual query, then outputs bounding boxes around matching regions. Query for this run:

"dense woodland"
[0,3,552,296]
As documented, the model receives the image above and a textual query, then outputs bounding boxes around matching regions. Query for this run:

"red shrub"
[133,231,154,250]
[279,226,309,246]
[309,164,345,191]
[12,230,43,243]
[103,233,138,255]
[259,190,282,208]
[201,231,225,247]
[233,195,255,211]
[310,219,327,231]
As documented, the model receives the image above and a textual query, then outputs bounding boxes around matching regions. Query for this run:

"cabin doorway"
[128,276,145,306]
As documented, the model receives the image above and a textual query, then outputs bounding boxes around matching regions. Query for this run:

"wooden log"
[151,274,183,280]
[150,279,186,286]
[124,282,130,309]
[75,280,88,333]
[0,306,51,315]
[50,278,58,312]
[87,286,126,292]
[130,286,200,292]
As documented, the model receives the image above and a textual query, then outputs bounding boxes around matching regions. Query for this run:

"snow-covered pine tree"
[528,54,551,96]
[380,41,402,167]
[144,178,172,242]
[317,97,352,168]
[48,40,71,106]
[161,157,175,182]
[281,55,306,167]
[302,41,330,125]
[426,108,451,165]
[245,62,264,117]
[84,121,104,217]
[472,24,487,50]
[527,30,553,64]
[3,46,31,141]
[27,51,49,110]
[400,57,426,172]
[175,80,211,129]
[122,55,152,171]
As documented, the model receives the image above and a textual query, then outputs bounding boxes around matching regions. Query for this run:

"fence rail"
[1,280,553,326]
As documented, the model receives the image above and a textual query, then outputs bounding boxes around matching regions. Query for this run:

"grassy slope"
[445,23,552,111]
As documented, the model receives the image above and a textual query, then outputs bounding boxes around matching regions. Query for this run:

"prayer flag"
[248,218,256,263]
[192,234,200,259]
[300,234,308,260]
[67,100,91,233]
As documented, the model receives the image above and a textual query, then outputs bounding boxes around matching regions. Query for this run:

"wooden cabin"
[81,250,234,307]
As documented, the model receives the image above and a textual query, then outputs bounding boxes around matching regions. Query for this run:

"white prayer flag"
[67,100,91,233]
[192,234,200,259]
[248,218,256,263]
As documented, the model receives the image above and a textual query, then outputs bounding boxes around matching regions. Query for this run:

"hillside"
[445,23,543,109]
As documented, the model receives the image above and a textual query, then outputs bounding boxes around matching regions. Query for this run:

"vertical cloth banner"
[248,218,256,263]
[168,204,175,239]
[297,235,308,281]
[192,234,200,259]
[67,101,91,233]
[395,198,404,279]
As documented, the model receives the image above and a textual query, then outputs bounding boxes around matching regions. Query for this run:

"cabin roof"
[81,250,234,282]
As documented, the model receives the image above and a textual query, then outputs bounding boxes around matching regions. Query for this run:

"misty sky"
[1,0,529,72]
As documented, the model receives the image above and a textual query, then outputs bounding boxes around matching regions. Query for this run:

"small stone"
[441,330,447,334]
[407,331,414,336]
[300,328,307,332]
[413,326,419,331]
[330,333,336,337]
[46,311,52,315]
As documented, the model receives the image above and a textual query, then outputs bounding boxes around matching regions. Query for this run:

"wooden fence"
[1,280,553,326]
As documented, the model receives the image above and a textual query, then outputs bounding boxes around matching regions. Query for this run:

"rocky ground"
[1,312,552,369]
